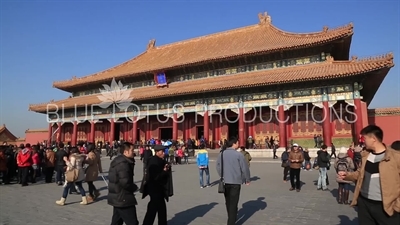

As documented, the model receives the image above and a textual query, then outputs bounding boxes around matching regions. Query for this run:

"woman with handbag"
[56,147,87,206]
[84,144,103,203]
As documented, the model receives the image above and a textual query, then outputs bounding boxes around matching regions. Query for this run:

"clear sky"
[0,0,399,137]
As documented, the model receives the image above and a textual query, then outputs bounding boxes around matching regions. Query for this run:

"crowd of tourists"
[1,124,400,224]
[279,125,400,224]
[0,141,103,204]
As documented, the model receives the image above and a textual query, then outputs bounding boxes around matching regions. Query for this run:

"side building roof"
[53,12,353,91]
[368,107,400,116]
[30,54,394,113]
[0,124,19,142]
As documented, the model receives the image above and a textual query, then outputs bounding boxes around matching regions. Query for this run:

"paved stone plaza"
[0,157,358,225]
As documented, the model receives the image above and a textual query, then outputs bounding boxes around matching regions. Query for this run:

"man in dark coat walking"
[142,145,153,172]
[142,145,173,225]
[107,142,139,225]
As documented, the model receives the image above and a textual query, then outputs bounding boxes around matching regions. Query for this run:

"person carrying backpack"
[353,146,363,169]
[240,146,252,167]
[334,147,355,204]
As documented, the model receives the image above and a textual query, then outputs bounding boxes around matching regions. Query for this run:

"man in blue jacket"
[197,149,210,188]
[216,137,251,225]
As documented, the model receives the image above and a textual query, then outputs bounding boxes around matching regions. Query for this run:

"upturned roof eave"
[30,54,393,114]
[54,35,353,92]
[52,21,354,91]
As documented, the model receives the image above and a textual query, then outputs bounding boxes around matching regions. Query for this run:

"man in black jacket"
[55,143,68,186]
[142,145,172,225]
[142,145,153,172]
[316,144,330,191]
[107,142,139,225]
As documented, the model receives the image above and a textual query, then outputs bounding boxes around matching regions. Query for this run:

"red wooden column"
[322,101,332,147]
[109,119,115,143]
[71,121,78,146]
[203,111,209,143]
[126,123,130,141]
[238,108,245,147]
[123,122,129,141]
[132,116,138,144]
[217,117,222,143]
[354,98,363,138]
[56,122,62,143]
[47,123,52,147]
[90,121,95,143]
[185,117,190,140]
[172,113,178,141]
[145,119,151,140]
[252,118,256,140]
[278,105,287,148]
[247,110,256,138]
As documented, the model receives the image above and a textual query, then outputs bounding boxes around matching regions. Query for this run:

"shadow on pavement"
[209,176,260,187]
[330,188,339,198]
[168,202,218,225]
[250,176,260,181]
[337,215,358,225]
[236,197,267,225]
[209,180,219,187]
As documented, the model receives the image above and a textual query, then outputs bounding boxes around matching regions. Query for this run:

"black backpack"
[336,157,348,172]
[354,152,362,162]
[313,158,319,169]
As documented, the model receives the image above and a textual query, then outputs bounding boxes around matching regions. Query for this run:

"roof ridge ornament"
[147,39,156,50]
[326,55,334,62]
[258,12,271,25]
[351,55,358,62]
[323,26,329,32]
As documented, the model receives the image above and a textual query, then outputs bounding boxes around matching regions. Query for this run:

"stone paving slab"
[0,158,358,225]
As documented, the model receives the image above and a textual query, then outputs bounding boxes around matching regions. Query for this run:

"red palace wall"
[25,131,48,144]
[368,114,400,145]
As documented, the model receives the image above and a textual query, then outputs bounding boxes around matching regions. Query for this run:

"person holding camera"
[107,142,139,225]
[142,145,173,225]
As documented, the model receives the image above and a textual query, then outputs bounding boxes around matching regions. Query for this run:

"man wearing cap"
[142,145,172,225]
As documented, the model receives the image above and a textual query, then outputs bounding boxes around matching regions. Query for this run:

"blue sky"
[1,1,399,137]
